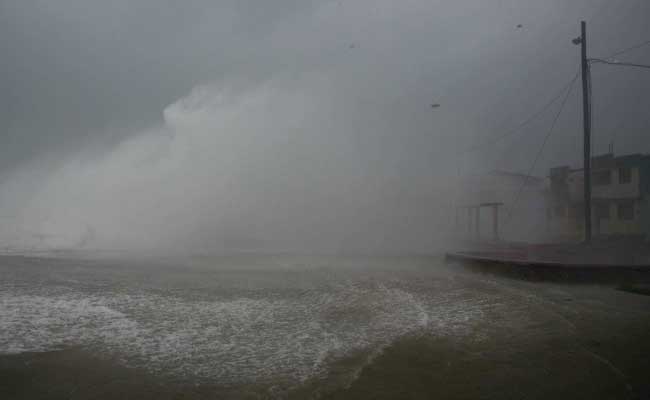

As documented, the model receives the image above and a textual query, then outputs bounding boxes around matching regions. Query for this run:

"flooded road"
[1,254,649,399]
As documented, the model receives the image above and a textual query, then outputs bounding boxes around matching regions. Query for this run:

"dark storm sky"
[0,0,649,252]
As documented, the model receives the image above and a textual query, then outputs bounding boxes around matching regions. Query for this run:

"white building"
[547,152,650,240]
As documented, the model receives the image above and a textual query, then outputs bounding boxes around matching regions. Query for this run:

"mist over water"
[0,76,458,254]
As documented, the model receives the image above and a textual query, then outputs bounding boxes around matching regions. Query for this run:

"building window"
[595,204,610,219]
[618,167,632,184]
[617,202,634,221]
[593,170,611,186]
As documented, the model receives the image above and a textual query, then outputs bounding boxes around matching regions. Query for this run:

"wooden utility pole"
[579,20,592,243]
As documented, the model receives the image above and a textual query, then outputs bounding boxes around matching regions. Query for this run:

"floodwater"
[1,254,649,399]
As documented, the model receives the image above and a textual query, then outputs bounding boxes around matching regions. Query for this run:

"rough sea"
[1,254,649,399]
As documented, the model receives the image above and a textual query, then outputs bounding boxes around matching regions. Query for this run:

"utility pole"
[577,20,592,243]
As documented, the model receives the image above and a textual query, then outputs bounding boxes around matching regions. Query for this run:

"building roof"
[592,153,645,170]
[488,170,544,184]
[550,152,649,174]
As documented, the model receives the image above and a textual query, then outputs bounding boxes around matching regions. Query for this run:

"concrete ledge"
[445,251,650,270]
[445,251,650,284]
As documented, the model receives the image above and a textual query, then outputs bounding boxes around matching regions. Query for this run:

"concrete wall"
[546,211,583,242]
[639,197,650,240]
[592,167,640,199]
[597,201,641,235]
[566,167,640,202]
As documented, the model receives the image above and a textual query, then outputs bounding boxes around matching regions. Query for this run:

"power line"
[463,70,580,154]
[602,39,650,60]
[505,73,579,225]
[493,75,580,171]
[590,58,650,70]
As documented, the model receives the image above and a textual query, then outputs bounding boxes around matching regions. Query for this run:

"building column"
[492,205,499,241]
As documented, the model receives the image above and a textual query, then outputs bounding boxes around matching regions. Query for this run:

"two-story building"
[547,152,650,240]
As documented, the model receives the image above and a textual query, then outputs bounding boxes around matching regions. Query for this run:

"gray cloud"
[0,0,648,253]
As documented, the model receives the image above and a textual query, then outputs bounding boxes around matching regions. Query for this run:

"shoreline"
[4,317,650,400]
[446,251,650,284]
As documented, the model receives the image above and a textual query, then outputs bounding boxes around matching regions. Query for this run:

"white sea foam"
[0,275,487,385]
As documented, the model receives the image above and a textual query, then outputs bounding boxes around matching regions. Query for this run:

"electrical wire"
[505,73,579,225]
[601,39,650,60]
[589,58,650,70]
[463,70,580,154]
